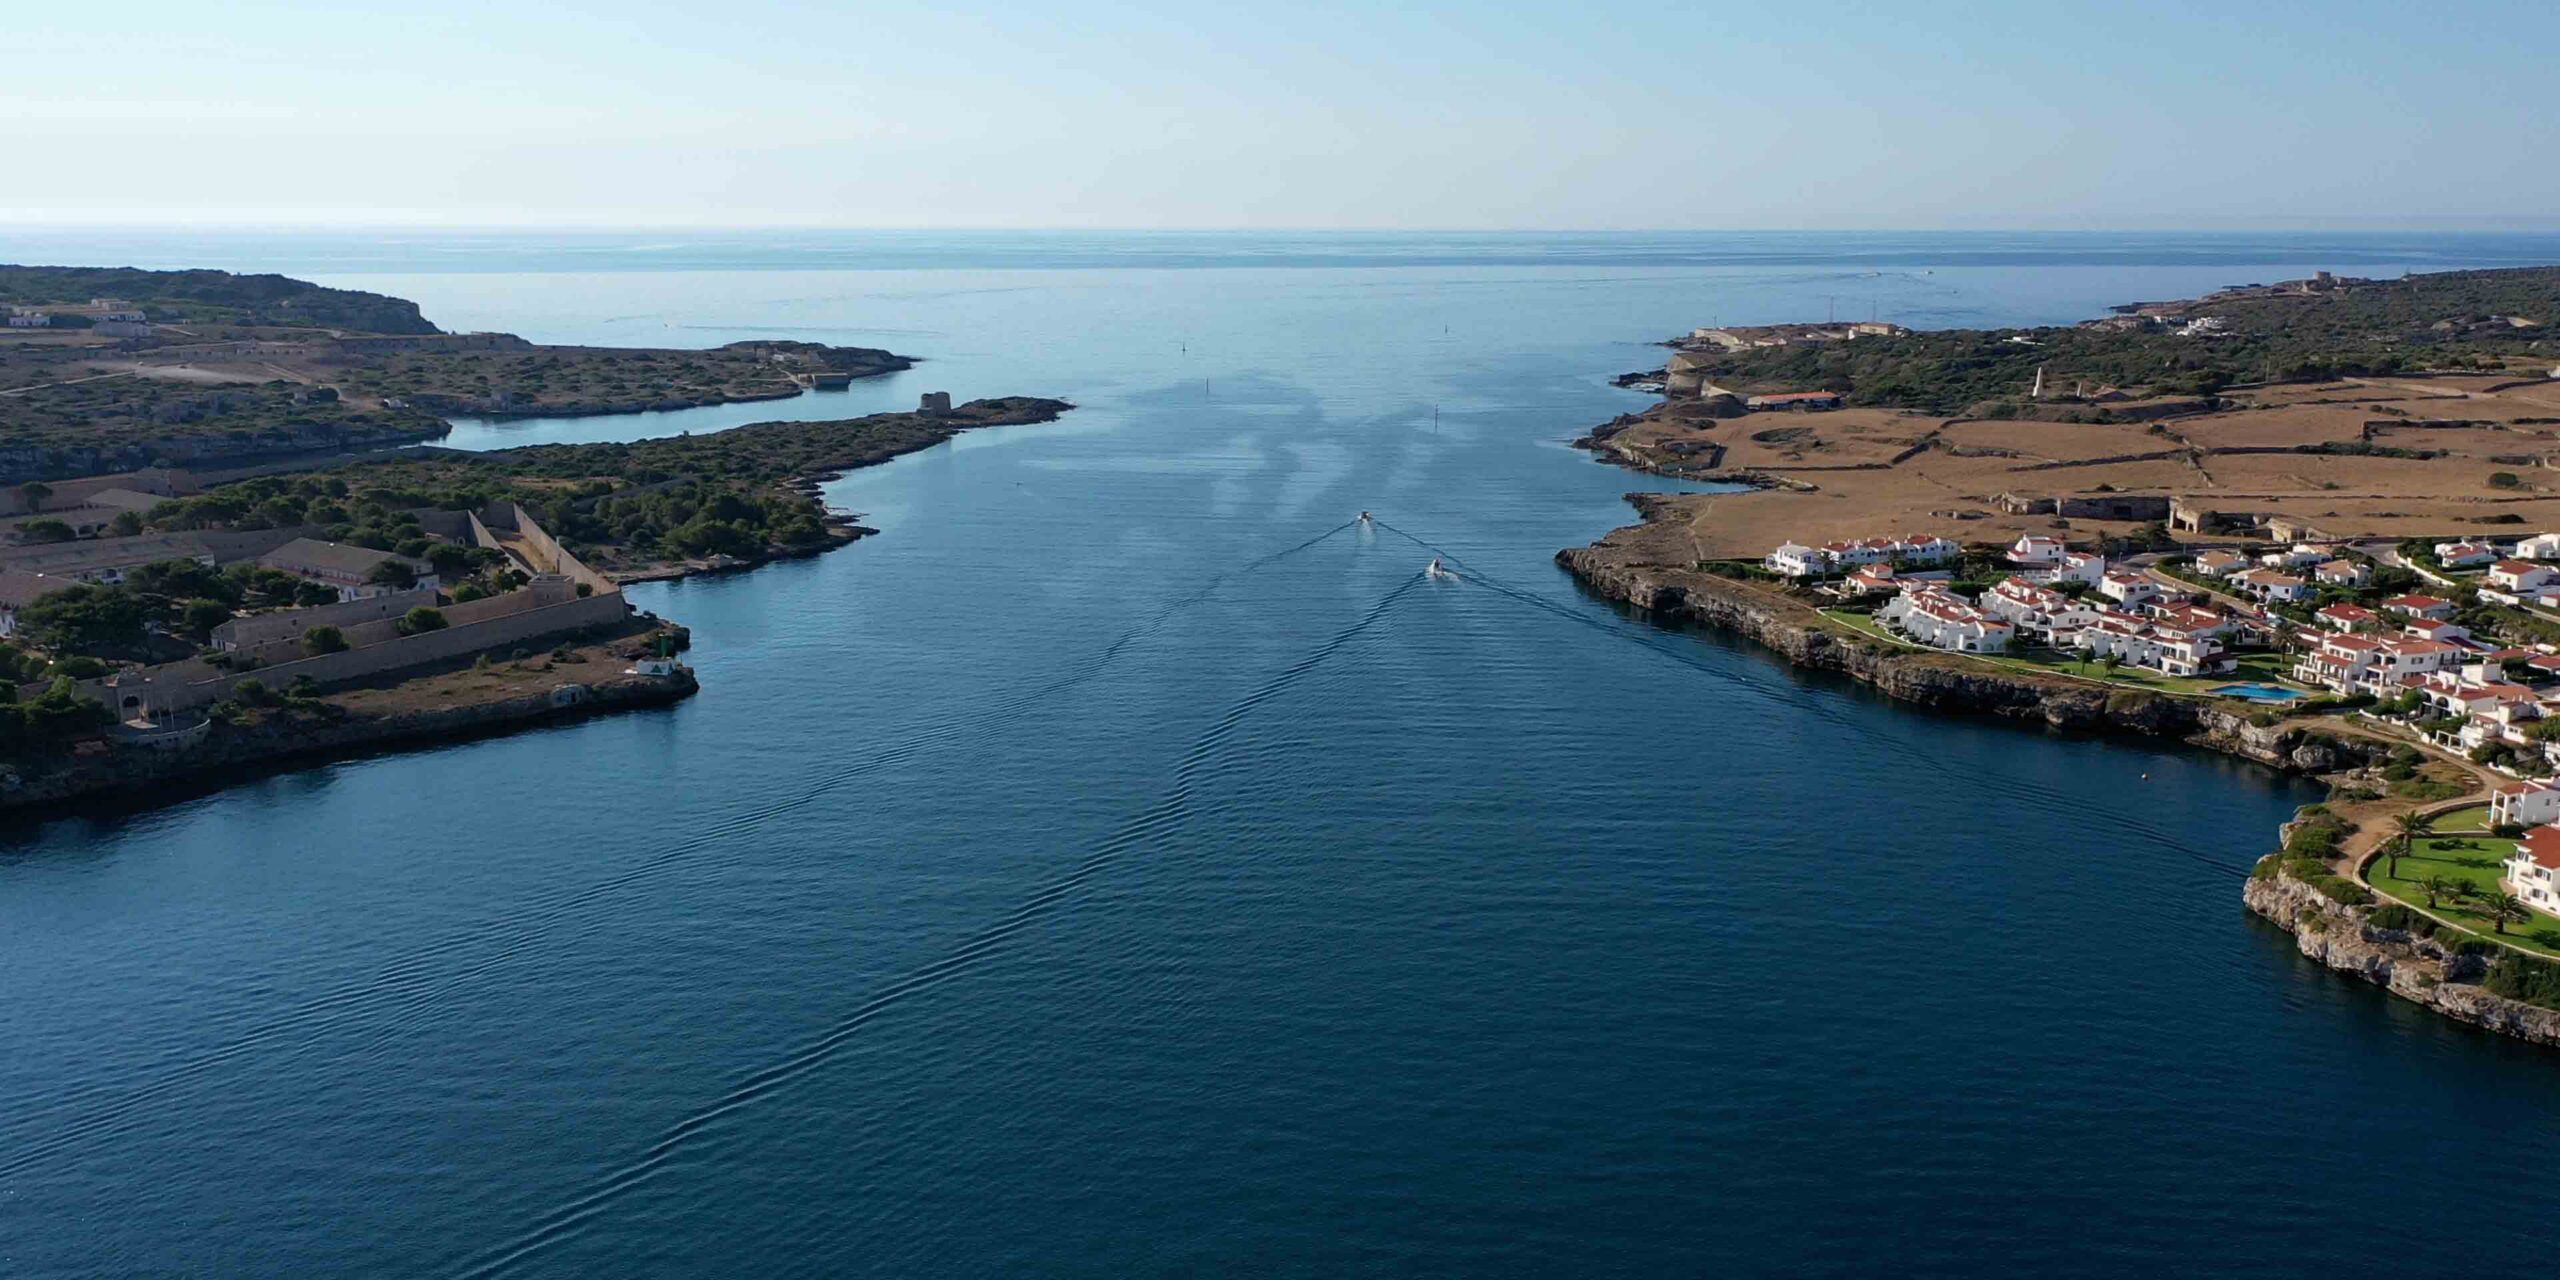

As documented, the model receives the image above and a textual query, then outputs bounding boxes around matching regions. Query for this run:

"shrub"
[301,625,349,656]
[2484,952,2560,1010]
[2368,905,2436,935]
[233,678,277,708]
[396,606,447,636]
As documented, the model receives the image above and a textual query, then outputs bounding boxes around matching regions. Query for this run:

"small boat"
[1358,510,1372,523]
[1427,557,1451,579]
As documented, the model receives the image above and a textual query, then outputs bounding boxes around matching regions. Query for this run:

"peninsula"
[1562,265,2560,1045]
[0,264,914,481]
[0,267,1070,814]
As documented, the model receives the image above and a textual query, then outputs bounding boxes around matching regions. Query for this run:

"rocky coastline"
[0,665,697,816]
[2244,870,2560,1047]
[1557,498,2560,1048]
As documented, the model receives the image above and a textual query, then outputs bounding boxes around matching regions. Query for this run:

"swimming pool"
[2208,683,2305,702]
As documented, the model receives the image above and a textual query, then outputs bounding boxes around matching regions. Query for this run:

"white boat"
[1427,557,1450,579]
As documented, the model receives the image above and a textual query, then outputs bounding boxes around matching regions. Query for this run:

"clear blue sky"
[12,0,2555,229]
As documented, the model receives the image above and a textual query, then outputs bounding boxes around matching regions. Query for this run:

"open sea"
[5,230,2560,1277]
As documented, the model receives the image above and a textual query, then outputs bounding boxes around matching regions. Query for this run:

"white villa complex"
[1879,585,2014,653]
[1762,535,1959,579]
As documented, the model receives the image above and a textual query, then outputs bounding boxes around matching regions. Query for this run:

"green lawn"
[2431,804,2493,834]
[2368,832,2560,957]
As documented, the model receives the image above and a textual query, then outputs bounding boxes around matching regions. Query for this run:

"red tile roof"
[2522,825,2560,870]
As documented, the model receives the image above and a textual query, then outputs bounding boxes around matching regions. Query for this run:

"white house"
[1880,587,2015,653]
[2489,559,2559,592]
[2262,544,2330,570]
[2007,535,2065,568]
[2316,602,2379,632]
[2494,781,2560,831]
[2192,550,2249,578]
[2517,533,2560,560]
[2403,617,2473,645]
[2313,559,2370,588]
[2503,826,2560,919]
[1765,542,1830,578]
[1893,535,1960,565]
[2436,541,2497,568]
[2380,593,2457,620]
[2098,569,2164,607]
[2229,567,2312,603]
[5,307,50,328]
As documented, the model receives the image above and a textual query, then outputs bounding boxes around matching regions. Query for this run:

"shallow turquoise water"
[2,231,2557,1277]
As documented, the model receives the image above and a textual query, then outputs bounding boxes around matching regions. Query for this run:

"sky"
[9,0,2557,230]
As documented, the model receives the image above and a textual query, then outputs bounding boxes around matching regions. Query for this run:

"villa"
[2228,567,2311,603]
[2098,569,2164,607]
[2313,558,2370,588]
[2495,781,2560,830]
[2007,535,2064,568]
[2437,541,2498,568]
[2518,532,2560,560]
[2316,602,2378,632]
[2503,826,2560,920]
[1765,542,1830,578]
[2193,550,2249,578]
[2381,593,2456,620]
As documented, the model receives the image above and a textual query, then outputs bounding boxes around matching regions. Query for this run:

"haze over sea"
[6,230,2560,1277]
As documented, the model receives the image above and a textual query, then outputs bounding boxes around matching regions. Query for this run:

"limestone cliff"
[2244,872,2560,1047]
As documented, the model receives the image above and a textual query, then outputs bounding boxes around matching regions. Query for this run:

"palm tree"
[2480,889,2529,936]
[2420,874,2461,909]
[2388,809,2434,878]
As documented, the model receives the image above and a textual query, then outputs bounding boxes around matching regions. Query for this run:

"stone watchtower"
[919,391,953,415]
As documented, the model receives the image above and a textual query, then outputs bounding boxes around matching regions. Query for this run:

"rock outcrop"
[0,668,697,813]
[2245,871,2560,1047]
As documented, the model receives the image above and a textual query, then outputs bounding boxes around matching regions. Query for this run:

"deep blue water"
[3,231,2559,1277]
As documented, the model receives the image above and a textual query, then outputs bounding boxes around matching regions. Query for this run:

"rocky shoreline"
[1556,502,2560,1047]
[0,666,697,816]
[2244,870,2560,1046]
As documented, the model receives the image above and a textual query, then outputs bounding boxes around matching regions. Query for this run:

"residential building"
[2504,826,2560,920]
[2098,569,2164,607]
[2403,617,2473,645]
[2192,550,2249,578]
[2489,560,2559,594]
[1764,542,1829,578]
[2494,782,2560,831]
[1880,586,2015,653]
[2316,603,2379,632]
[2436,541,2497,568]
[2381,593,2457,620]
[2517,533,2560,560]
[2313,558,2370,588]
[2007,535,2065,568]
[2228,567,2311,603]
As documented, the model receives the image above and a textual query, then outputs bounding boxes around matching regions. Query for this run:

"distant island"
[0,263,914,482]
[0,267,1069,813]
[1562,264,2560,1046]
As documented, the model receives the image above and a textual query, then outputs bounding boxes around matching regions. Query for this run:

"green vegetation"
[0,676,113,755]
[397,607,448,636]
[137,398,1067,574]
[0,264,437,332]
[1677,266,2560,414]
[338,341,907,416]
[2367,831,2560,958]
